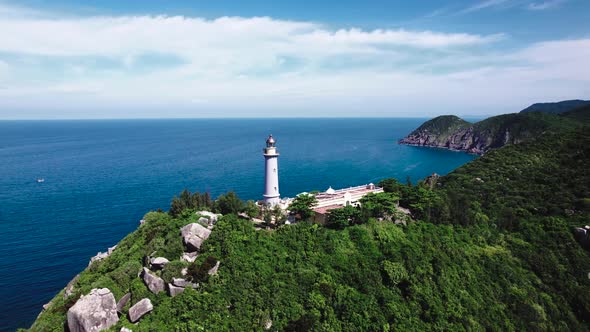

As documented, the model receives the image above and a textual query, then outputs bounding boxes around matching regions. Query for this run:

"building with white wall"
[263,134,280,206]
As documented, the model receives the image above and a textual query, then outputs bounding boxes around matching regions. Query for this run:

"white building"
[312,183,384,216]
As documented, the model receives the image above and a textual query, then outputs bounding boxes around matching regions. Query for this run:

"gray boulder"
[172,278,190,287]
[121,328,132,332]
[116,293,131,313]
[208,261,221,276]
[141,267,165,294]
[264,319,273,330]
[67,288,119,332]
[181,252,198,263]
[196,211,222,224]
[150,257,169,270]
[181,223,212,252]
[128,298,153,323]
[185,236,205,252]
[168,283,185,297]
[64,274,80,299]
[574,227,589,249]
[172,278,198,289]
[88,252,109,267]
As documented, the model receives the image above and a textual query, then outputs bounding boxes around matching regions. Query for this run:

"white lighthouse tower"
[263,134,280,206]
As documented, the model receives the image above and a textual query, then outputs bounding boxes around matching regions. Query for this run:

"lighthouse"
[263,134,280,206]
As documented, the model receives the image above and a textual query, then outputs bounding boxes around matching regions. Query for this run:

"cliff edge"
[399,102,586,154]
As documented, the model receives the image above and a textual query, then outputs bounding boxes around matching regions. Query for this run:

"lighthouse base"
[263,195,281,207]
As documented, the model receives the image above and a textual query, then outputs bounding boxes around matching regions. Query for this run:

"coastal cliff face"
[399,111,580,154]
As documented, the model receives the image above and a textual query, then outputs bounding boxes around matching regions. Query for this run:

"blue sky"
[0,0,588,119]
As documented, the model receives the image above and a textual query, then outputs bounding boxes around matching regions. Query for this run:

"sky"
[0,0,589,119]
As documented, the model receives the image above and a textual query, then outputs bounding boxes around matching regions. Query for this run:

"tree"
[262,205,273,227]
[243,200,260,219]
[289,194,318,221]
[325,205,361,229]
[169,189,214,217]
[215,191,244,215]
[382,260,408,286]
[272,204,287,226]
[378,178,404,194]
[408,186,440,221]
[359,192,399,219]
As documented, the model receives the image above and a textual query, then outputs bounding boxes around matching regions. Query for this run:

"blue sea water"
[0,118,476,331]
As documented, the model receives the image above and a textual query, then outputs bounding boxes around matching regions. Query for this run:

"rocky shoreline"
[397,111,574,155]
[398,128,486,155]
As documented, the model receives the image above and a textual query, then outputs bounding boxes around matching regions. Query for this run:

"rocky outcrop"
[64,274,80,299]
[196,211,221,225]
[116,293,131,314]
[208,261,221,276]
[181,252,198,263]
[172,278,190,288]
[168,284,185,297]
[150,257,169,270]
[88,246,117,266]
[399,112,563,154]
[181,223,212,252]
[141,267,165,294]
[67,288,119,332]
[128,298,153,323]
[424,173,440,189]
[399,125,487,154]
[573,226,590,250]
[168,277,198,296]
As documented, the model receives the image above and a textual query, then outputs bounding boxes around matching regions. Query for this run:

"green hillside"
[561,104,590,122]
[520,99,590,114]
[411,115,471,137]
[470,111,578,148]
[400,108,581,153]
[28,110,590,332]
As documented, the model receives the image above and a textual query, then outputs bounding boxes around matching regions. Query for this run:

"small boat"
[36,178,45,183]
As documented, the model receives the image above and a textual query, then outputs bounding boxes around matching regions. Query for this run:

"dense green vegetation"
[562,104,590,122]
[519,99,590,114]
[28,110,590,331]
[470,111,578,148]
[407,115,471,144]
[289,194,318,221]
[400,106,583,153]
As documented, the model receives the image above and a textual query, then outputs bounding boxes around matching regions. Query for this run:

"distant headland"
[398,99,590,154]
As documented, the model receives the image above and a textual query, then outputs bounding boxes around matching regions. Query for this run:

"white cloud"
[527,0,566,10]
[459,0,515,14]
[458,0,567,14]
[0,3,587,118]
[0,14,500,59]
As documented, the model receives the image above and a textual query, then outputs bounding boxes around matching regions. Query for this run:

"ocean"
[0,118,476,330]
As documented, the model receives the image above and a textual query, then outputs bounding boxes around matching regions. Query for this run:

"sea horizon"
[0,116,488,121]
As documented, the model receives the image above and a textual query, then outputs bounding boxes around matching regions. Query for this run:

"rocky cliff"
[399,111,580,154]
